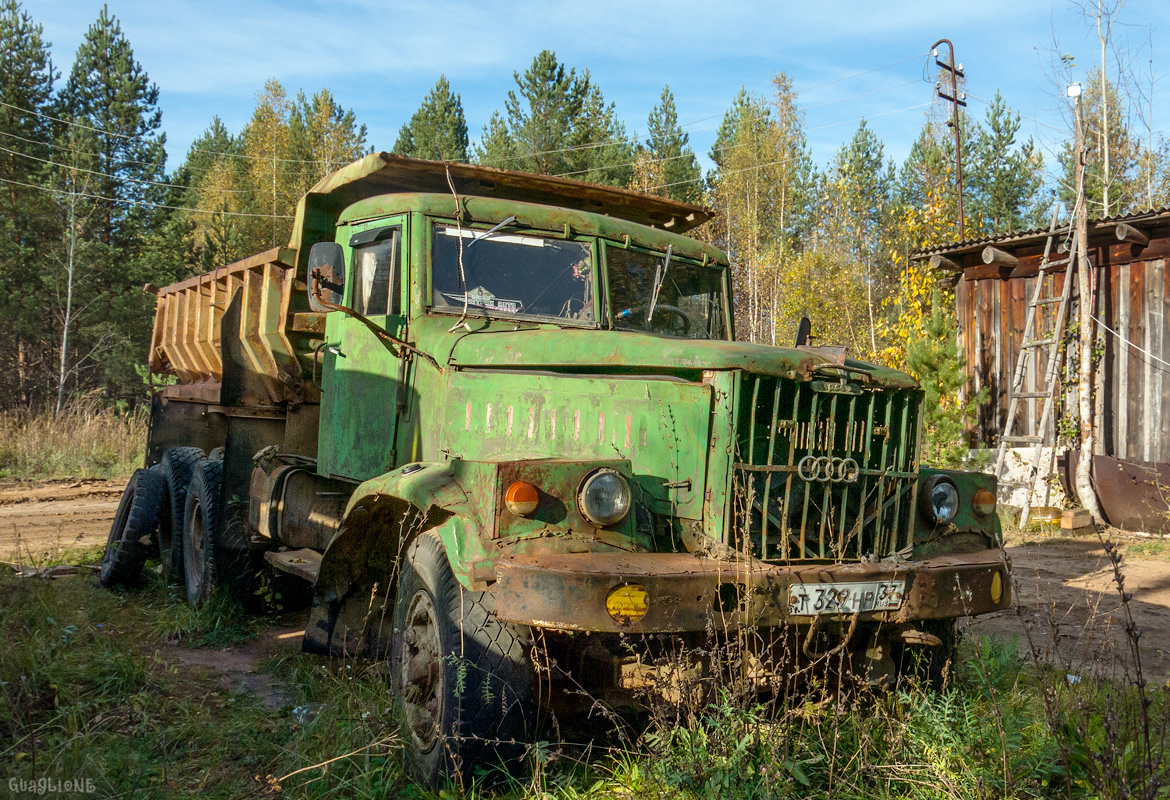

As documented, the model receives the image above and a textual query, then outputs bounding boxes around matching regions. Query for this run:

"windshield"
[607,245,728,339]
[431,223,595,323]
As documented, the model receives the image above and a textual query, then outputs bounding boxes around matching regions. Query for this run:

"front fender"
[303,459,494,656]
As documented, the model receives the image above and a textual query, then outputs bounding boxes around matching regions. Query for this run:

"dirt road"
[0,479,125,563]
[3,481,1168,679]
[969,534,1170,681]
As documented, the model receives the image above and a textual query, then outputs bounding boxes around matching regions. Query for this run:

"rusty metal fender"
[303,459,493,656]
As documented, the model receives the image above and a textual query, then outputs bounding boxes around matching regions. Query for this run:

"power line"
[1,52,930,178]
[802,79,921,111]
[0,98,351,173]
[964,92,1067,134]
[552,100,932,181]
[676,52,929,129]
[0,175,295,219]
[643,121,925,193]
[0,143,257,194]
[0,99,341,166]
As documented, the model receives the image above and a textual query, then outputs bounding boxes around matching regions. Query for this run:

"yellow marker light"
[990,571,1003,604]
[972,488,997,516]
[606,583,649,623]
[504,481,540,517]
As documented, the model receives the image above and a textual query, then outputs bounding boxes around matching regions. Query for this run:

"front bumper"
[493,549,1010,633]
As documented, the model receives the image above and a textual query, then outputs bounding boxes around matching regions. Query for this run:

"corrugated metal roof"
[913,206,1170,260]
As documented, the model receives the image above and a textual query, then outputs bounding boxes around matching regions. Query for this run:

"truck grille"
[733,374,922,562]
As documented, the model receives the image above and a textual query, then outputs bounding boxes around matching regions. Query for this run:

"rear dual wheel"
[182,458,224,606]
[158,446,204,582]
[100,466,166,588]
[180,456,257,607]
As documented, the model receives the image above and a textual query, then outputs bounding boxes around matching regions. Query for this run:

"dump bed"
[147,246,323,407]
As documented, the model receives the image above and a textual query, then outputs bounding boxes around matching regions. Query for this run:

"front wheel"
[895,619,959,691]
[390,531,536,788]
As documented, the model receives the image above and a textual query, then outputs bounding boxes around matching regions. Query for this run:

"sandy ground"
[0,478,126,563]
[969,534,1170,682]
[4,480,1169,682]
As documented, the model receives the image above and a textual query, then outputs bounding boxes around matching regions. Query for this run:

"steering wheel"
[624,303,694,336]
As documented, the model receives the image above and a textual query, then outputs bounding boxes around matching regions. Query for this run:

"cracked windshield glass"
[607,246,727,339]
[431,224,595,323]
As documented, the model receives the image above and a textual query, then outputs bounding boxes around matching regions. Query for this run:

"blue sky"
[31,0,1170,183]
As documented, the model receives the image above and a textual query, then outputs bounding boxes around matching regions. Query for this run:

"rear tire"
[182,459,224,607]
[158,447,204,584]
[100,466,166,588]
[391,531,536,788]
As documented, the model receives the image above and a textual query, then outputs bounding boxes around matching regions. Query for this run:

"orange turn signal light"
[972,488,996,517]
[505,481,540,517]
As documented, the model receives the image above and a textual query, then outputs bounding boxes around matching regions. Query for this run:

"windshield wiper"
[466,215,517,249]
[646,245,673,323]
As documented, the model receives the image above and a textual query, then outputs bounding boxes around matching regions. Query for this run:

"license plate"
[788,580,905,615]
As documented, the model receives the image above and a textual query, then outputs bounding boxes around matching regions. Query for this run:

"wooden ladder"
[992,208,1078,527]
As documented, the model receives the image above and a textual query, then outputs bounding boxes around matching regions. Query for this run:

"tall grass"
[0,398,147,480]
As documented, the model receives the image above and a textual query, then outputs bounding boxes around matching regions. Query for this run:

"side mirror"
[307,242,345,312]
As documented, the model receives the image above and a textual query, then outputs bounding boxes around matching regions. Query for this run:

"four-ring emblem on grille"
[797,455,860,484]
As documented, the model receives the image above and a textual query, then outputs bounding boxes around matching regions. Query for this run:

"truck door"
[318,217,408,480]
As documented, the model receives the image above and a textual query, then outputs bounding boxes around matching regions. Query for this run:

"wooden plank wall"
[956,247,1170,463]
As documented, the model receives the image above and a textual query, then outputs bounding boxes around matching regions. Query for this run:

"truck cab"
[116,153,1010,786]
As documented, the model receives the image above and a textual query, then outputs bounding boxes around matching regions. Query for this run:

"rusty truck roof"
[289,152,710,246]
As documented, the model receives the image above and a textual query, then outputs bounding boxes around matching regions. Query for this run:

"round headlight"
[577,469,631,527]
[920,475,960,525]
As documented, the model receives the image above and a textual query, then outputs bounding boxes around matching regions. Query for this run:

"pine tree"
[637,85,700,203]
[393,76,468,162]
[905,301,986,466]
[968,93,1044,234]
[0,0,57,405]
[474,51,631,185]
[58,4,166,252]
[568,76,632,185]
[161,118,240,275]
[54,4,167,401]
[824,120,894,358]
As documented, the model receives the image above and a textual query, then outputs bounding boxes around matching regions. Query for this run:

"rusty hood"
[439,324,919,390]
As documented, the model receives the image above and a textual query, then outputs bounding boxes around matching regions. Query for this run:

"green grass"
[0,564,417,799]
[3,558,1165,799]
[1123,537,1170,561]
[0,399,147,480]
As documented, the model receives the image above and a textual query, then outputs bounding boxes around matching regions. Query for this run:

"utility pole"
[931,39,967,240]
[1070,84,1104,525]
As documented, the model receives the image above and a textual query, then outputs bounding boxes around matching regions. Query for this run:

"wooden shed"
[914,207,1170,464]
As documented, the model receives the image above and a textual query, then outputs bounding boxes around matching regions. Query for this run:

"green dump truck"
[102,153,1010,784]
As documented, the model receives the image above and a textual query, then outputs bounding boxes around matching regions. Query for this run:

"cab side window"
[352,230,400,316]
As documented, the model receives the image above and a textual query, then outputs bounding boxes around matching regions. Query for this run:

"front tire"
[390,531,536,787]
[895,619,959,690]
